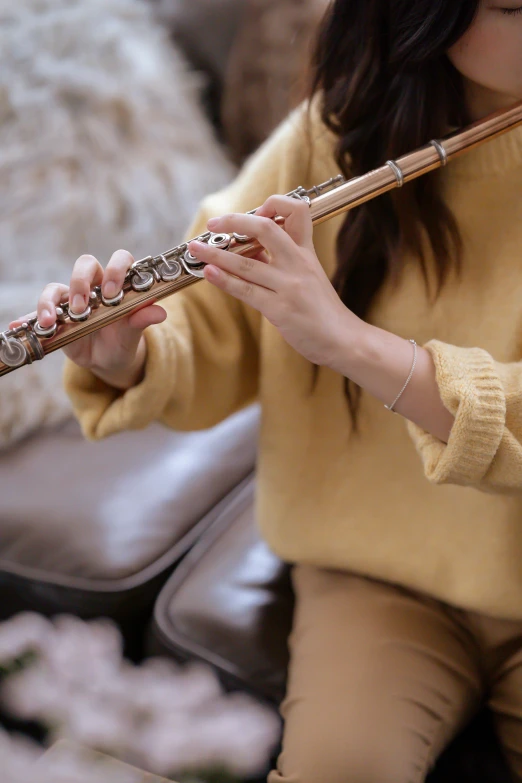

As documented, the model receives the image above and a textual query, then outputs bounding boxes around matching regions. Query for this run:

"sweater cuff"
[405,340,506,485]
[62,320,178,440]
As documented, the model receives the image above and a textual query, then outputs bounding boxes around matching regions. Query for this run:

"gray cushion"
[0,404,259,622]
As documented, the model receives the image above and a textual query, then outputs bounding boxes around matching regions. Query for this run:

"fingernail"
[72,294,85,312]
[207,218,219,228]
[40,308,51,322]
[103,281,118,298]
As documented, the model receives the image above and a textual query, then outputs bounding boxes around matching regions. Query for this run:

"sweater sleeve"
[406,340,522,493]
[62,102,316,440]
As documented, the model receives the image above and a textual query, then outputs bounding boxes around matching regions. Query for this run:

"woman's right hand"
[8,250,167,390]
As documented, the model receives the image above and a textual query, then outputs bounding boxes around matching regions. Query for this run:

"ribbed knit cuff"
[406,340,506,486]
[62,319,179,441]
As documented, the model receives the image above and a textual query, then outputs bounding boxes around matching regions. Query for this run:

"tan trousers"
[268,565,522,783]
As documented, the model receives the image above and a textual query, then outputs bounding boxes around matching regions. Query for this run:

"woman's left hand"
[188,194,364,370]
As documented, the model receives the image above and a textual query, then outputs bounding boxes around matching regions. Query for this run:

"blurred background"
[0,0,328,780]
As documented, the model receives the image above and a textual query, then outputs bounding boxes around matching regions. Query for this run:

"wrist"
[327,311,376,377]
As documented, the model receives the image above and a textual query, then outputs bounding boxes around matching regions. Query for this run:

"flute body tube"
[1,100,522,378]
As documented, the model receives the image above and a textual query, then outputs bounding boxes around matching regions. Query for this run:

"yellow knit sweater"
[63,100,522,620]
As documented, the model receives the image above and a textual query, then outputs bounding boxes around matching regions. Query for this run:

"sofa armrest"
[149,475,293,704]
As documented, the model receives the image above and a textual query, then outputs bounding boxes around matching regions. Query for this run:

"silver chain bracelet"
[384,339,417,414]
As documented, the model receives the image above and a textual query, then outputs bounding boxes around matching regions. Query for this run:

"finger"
[206,212,297,262]
[202,262,274,313]
[117,304,167,354]
[252,248,271,264]
[126,304,167,332]
[208,195,313,251]
[69,255,104,314]
[188,241,279,291]
[254,194,314,248]
[239,247,271,265]
[102,249,135,300]
[37,283,70,327]
[9,310,37,329]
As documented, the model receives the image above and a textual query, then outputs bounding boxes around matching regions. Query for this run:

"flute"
[2,100,522,378]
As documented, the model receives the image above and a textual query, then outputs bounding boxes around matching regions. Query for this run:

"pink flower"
[0,613,51,663]
[0,612,281,779]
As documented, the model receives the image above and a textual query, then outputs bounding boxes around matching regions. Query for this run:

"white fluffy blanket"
[0,0,235,449]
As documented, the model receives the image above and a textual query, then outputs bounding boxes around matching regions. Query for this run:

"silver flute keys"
[0,229,254,368]
[0,177,345,374]
[0,334,28,368]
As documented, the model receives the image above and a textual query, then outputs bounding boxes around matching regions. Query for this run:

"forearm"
[330,318,455,444]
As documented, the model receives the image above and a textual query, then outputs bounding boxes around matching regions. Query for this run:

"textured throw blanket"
[0,0,235,449]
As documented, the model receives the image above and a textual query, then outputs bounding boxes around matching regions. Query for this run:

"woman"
[12,1,522,780]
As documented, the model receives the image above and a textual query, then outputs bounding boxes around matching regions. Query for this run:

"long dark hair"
[309,0,479,429]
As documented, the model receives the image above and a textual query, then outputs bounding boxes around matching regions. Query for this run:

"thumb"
[126,303,167,331]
